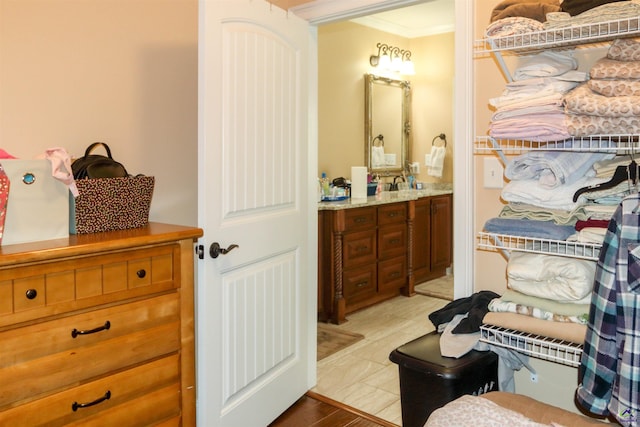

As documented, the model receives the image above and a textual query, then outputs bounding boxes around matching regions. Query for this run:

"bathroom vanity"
[318,185,452,324]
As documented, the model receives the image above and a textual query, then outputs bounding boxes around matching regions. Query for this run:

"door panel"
[197,1,312,425]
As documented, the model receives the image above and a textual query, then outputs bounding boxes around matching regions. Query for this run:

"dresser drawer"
[0,293,180,409]
[343,264,376,304]
[378,256,407,292]
[0,354,181,426]
[378,203,406,225]
[343,207,376,231]
[378,223,407,259]
[0,244,177,327]
[343,230,376,268]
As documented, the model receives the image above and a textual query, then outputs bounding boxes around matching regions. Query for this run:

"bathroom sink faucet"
[390,175,405,191]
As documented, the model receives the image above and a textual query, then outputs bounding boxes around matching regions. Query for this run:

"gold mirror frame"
[364,73,411,175]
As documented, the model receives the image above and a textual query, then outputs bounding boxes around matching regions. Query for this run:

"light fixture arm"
[369,42,414,75]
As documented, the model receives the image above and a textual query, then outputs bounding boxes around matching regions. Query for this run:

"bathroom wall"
[0,0,198,227]
[318,21,454,184]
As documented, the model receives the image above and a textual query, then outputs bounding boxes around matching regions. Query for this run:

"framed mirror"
[364,73,411,175]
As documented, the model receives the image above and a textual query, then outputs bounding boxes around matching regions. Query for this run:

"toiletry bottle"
[317,178,322,202]
[320,172,330,197]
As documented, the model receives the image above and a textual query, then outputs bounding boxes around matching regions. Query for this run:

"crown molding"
[290,0,424,25]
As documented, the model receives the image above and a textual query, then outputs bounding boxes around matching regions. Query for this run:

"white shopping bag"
[1,159,69,245]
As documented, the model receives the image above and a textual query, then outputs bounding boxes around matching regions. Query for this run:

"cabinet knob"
[136,269,147,278]
[25,289,37,300]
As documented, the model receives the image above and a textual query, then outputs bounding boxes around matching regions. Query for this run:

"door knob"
[209,242,239,258]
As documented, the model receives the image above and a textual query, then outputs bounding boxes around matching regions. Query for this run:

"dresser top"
[0,222,203,266]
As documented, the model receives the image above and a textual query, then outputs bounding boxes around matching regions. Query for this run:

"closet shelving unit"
[474,16,640,367]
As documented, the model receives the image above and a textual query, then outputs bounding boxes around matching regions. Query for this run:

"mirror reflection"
[365,73,411,175]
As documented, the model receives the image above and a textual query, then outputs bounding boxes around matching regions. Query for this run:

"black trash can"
[389,331,499,427]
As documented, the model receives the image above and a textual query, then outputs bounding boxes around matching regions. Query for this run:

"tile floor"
[313,275,453,426]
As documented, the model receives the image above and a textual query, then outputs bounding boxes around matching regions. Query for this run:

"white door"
[197,1,315,426]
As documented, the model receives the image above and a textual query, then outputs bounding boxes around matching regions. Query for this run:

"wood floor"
[269,391,398,427]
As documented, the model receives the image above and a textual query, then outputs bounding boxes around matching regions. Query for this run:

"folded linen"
[507,251,596,302]
[482,312,587,344]
[483,217,576,240]
[564,83,640,117]
[513,50,579,81]
[545,0,640,28]
[566,227,608,244]
[565,113,640,137]
[588,78,640,97]
[488,298,589,324]
[505,150,610,188]
[500,289,591,314]
[490,113,571,142]
[607,37,640,62]
[485,16,545,39]
[590,57,640,80]
[501,176,607,210]
[499,203,590,225]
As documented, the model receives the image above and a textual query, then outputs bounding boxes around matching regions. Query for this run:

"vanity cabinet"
[318,202,408,324]
[411,194,452,284]
[0,223,202,426]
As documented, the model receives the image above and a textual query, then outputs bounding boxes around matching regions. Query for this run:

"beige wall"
[318,21,454,184]
[0,0,198,226]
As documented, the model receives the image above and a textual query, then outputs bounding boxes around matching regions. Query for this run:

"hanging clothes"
[576,192,640,426]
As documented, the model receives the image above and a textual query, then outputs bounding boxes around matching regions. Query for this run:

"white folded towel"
[426,146,446,178]
[372,146,385,168]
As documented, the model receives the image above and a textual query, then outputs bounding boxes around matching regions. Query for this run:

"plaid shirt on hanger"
[577,192,640,426]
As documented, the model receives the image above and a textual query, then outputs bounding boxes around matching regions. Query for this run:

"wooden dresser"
[0,223,202,426]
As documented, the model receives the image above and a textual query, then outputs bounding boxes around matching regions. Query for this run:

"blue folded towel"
[483,217,576,240]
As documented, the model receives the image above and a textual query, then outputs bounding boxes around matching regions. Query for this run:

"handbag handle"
[83,142,115,159]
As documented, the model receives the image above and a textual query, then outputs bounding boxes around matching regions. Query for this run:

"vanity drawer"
[378,256,407,292]
[343,264,376,304]
[378,223,407,259]
[0,244,177,327]
[378,203,406,225]
[0,354,181,426]
[0,293,180,409]
[343,207,377,231]
[343,230,376,268]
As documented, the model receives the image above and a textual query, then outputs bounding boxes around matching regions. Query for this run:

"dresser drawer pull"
[356,245,369,252]
[72,390,111,411]
[389,239,401,244]
[354,217,368,223]
[389,272,401,278]
[356,281,368,288]
[25,289,38,300]
[136,269,147,278]
[71,320,111,338]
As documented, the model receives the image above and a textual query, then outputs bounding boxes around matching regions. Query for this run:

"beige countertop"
[317,183,452,211]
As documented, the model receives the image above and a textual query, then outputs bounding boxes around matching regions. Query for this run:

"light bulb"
[402,60,415,75]
[379,53,391,70]
[391,56,403,72]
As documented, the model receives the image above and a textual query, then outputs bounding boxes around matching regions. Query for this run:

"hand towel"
[426,146,445,178]
[371,146,385,168]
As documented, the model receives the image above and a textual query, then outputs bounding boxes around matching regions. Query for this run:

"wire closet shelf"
[477,232,602,261]
[480,324,583,367]
[475,16,640,54]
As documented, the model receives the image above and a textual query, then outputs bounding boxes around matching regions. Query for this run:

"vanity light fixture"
[369,43,415,75]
